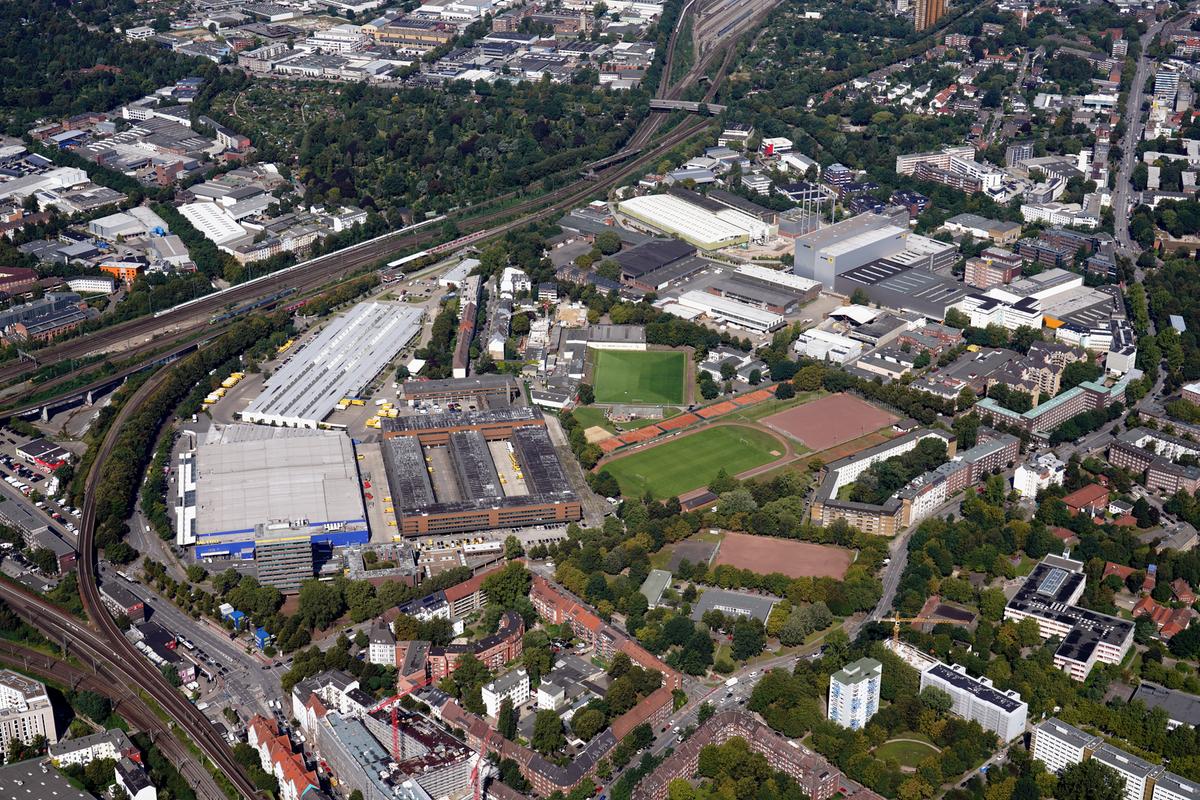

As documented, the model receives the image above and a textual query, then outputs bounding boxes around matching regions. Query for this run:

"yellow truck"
[366,417,382,429]
[349,398,366,407]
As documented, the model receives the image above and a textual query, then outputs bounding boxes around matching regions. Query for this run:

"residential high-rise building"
[914,0,946,31]
[0,670,57,752]
[828,657,882,730]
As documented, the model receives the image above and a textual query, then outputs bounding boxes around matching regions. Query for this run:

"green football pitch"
[592,349,686,405]
[599,425,782,499]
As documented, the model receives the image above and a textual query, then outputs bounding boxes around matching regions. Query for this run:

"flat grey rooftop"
[242,301,422,427]
[193,424,366,539]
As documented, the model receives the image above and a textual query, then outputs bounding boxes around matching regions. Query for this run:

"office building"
[254,529,315,591]
[0,671,57,752]
[919,663,1027,741]
[827,658,882,730]
[481,669,530,719]
[1005,557,1134,680]
[1155,70,1180,101]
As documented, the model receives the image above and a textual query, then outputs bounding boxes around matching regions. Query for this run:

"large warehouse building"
[794,213,909,287]
[241,301,423,428]
[381,407,581,535]
[617,194,771,251]
[178,424,368,558]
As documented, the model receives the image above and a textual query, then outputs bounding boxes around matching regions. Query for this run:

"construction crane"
[885,610,956,647]
[367,673,433,763]
[471,728,496,800]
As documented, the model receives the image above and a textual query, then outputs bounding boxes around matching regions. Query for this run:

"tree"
[297,580,345,629]
[731,617,766,660]
[919,686,952,713]
[595,231,622,255]
[504,535,524,559]
[481,562,532,610]
[571,707,605,741]
[577,383,595,405]
[1056,758,1125,800]
[775,382,795,399]
[532,709,566,755]
[498,697,518,739]
[697,701,715,724]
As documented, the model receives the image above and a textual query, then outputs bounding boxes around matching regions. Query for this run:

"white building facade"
[827,657,882,730]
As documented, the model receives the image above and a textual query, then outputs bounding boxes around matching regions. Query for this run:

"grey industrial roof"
[448,430,503,501]
[383,405,538,434]
[926,663,1025,712]
[192,424,366,539]
[0,761,96,800]
[716,273,809,306]
[589,324,646,344]
[614,238,695,277]
[401,374,518,398]
[241,301,422,427]
[835,259,971,318]
[1130,682,1200,727]
[381,436,437,509]
[510,425,573,497]
[689,587,779,623]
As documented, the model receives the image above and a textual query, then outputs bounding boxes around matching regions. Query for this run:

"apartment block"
[1032,718,1200,800]
[919,663,1027,741]
[0,671,58,752]
[481,669,530,719]
[828,658,882,730]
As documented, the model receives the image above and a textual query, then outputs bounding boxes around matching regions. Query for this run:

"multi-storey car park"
[1004,556,1134,681]
[380,407,581,535]
[240,301,423,429]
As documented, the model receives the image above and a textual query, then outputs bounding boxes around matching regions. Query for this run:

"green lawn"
[600,425,782,498]
[874,735,940,767]
[592,349,686,405]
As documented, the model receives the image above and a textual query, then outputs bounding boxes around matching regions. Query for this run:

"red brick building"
[631,711,851,800]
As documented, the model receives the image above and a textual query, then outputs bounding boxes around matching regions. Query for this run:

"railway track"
[0,111,722,800]
[3,113,712,409]
[0,639,228,800]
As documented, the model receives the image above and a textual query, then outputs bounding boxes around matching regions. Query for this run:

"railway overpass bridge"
[647,99,726,114]
[9,340,202,421]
